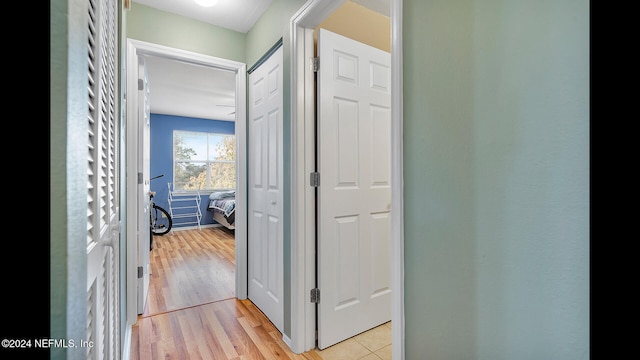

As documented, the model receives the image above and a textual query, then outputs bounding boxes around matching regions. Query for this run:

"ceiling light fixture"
[193,0,218,7]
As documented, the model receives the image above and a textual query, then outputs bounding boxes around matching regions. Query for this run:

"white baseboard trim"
[170,223,222,232]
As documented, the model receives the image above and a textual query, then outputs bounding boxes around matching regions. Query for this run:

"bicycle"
[150,175,172,238]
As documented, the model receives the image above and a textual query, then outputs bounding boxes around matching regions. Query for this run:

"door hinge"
[311,57,320,72]
[137,266,143,279]
[310,288,320,303]
[138,78,144,90]
[310,172,320,187]
[138,172,143,184]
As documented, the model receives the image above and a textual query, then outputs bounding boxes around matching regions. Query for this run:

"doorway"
[289,0,404,357]
[125,39,249,326]
[315,27,392,350]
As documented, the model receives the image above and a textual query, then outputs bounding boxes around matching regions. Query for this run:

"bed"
[207,190,236,230]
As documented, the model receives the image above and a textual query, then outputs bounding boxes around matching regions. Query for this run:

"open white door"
[317,28,392,349]
[248,45,284,332]
[137,55,151,314]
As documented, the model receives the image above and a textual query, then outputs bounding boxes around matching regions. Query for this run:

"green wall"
[403,0,589,358]
[403,0,476,357]
[245,0,307,68]
[126,2,246,63]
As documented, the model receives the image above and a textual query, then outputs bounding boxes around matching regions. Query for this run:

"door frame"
[125,39,248,326]
[289,0,404,357]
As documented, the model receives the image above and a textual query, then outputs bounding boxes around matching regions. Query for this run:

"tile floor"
[312,321,392,360]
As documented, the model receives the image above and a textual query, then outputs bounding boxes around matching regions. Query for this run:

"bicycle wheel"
[151,204,172,235]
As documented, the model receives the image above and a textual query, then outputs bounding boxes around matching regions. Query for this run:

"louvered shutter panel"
[103,1,120,358]
[86,0,119,359]
[87,0,98,245]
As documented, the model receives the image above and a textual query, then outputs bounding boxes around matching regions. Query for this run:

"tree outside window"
[173,131,235,191]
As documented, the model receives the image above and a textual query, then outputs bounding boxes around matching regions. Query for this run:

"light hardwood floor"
[129,227,391,359]
[143,226,236,317]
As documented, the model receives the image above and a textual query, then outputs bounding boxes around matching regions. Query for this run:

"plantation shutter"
[86,0,119,359]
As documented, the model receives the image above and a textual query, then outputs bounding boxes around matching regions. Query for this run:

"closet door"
[248,45,284,332]
[86,0,120,358]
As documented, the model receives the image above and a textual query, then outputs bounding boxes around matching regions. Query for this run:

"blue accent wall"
[150,113,235,227]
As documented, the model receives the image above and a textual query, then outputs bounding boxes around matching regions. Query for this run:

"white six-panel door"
[248,46,284,332]
[317,28,392,349]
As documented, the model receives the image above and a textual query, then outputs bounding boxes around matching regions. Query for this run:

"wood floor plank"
[213,304,261,358]
[201,303,240,358]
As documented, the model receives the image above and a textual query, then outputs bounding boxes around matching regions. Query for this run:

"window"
[173,130,236,191]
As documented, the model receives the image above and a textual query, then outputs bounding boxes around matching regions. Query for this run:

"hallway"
[129,227,391,359]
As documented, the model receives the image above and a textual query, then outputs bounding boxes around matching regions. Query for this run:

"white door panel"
[248,46,284,332]
[137,56,151,314]
[317,28,391,350]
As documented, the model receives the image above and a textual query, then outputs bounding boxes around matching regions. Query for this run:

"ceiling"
[133,0,389,32]
[133,0,390,122]
[142,54,238,121]
[133,0,274,33]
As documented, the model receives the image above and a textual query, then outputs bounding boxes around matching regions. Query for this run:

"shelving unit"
[167,182,202,230]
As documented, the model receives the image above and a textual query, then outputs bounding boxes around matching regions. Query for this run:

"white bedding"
[207,191,236,230]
